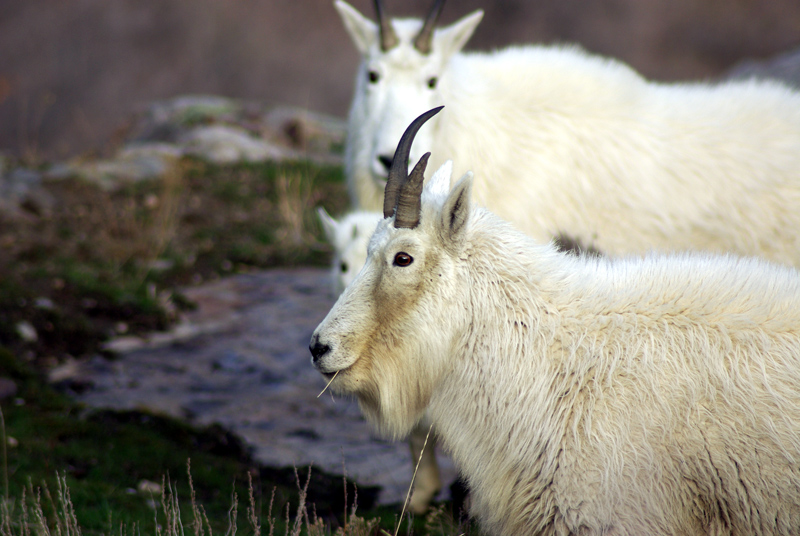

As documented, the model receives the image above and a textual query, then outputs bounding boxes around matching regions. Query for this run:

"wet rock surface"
[74,267,457,506]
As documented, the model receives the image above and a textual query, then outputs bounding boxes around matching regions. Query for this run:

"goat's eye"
[340,262,348,273]
[368,70,380,83]
[393,252,413,267]
[427,77,438,89]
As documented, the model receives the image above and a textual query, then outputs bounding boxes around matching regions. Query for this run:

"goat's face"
[335,1,482,184]
[311,142,474,438]
[317,209,381,295]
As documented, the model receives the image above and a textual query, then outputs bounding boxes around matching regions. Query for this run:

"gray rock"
[15,321,38,343]
[129,95,243,143]
[0,168,56,216]
[181,124,286,164]
[64,142,182,190]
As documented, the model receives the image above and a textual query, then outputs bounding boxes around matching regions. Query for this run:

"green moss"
[0,361,387,534]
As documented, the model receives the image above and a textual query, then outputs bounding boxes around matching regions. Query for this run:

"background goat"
[311,108,800,535]
[337,0,800,266]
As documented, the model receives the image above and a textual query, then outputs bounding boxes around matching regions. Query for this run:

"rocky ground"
[67,268,457,507]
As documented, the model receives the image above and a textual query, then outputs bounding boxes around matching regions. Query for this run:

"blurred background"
[2,0,800,161]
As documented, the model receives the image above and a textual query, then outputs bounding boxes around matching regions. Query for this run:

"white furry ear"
[334,0,378,54]
[422,160,453,205]
[438,171,473,251]
[317,207,339,244]
[433,10,483,60]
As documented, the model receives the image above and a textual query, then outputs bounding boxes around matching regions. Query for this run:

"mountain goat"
[317,208,380,295]
[317,206,445,513]
[310,108,800,535]
[336,0,800,266]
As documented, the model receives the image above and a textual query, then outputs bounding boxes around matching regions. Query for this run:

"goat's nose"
[309,337,331,364]
[378,154,393,172]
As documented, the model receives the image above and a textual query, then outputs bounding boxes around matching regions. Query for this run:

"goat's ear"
[334,0,378,54]
[317,207,339,244]
[433,10,483,60]
[438,171,473,251]
[422,160,453,206]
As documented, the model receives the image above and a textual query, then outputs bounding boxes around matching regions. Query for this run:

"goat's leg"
[407,419,441,514]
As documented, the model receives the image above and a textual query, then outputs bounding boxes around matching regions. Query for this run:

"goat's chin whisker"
[317,370,340,398]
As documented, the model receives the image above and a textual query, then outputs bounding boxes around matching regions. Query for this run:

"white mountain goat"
[316,206,445,513]
[336,0,800,265]
[310,109,800,535]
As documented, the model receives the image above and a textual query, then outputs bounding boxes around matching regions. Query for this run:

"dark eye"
[340,262,349,273]
[393,252,413,267]
[427,77,438,89]
[368,70,380,83]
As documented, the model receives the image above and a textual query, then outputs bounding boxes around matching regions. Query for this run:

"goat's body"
[429,209,800,534]
[348,42,800,265]
[441,47,800,262]
[313,148,800,533]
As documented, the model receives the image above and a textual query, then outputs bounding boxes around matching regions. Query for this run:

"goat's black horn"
[374,0,399,51]
[383,106,443,223]
[413,0,445,54]
[394,152,430,228]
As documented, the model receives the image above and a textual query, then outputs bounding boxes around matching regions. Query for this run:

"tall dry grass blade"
[265,488,276,536]
[186,459,207,536]
[41,480,62,536]
[30,485,49,536]
[160,474,185,536]
[21,486,31,536]
[246,473,260,536]
[316,371,339,398]
[56,473,81,536]
[393,423,434,536]
[288,467,312,536]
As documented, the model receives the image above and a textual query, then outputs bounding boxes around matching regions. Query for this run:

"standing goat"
[336,0,800,265]
[311,108,800,535]
[316,205,445,513]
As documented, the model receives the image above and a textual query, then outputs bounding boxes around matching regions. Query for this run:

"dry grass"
[0,461,420,536]
[274,171,322,249]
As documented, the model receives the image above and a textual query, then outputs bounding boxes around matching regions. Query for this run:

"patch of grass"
[0,157,348,367]
[0,347,406,535]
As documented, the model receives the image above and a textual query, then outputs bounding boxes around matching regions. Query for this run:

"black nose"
[378,154,393,172]
[309,336,330,364]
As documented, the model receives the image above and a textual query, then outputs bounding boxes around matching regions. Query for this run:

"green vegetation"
[0,158,349,365]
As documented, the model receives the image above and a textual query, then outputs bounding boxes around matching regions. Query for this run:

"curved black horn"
[383,106,443,222]
[413,0,445,54]
[373,0,398,51]
[394,152,430,228]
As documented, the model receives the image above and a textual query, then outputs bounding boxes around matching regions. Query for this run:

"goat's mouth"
[320,370,338,380]
[317,363,351,381]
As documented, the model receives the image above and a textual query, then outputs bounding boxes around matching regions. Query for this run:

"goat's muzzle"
[309,334,331,365]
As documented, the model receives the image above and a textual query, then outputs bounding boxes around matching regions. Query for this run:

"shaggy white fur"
[312,158,800,535]
[337,1,800,266]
